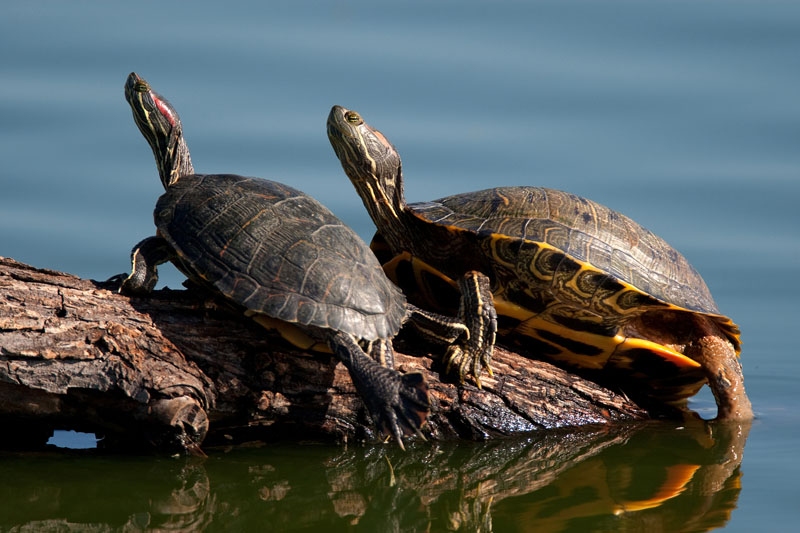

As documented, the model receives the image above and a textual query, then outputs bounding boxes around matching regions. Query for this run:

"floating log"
[0,256,647,454]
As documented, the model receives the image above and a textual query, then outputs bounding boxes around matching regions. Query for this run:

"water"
[0,422,752,532]
[1,0,798,530]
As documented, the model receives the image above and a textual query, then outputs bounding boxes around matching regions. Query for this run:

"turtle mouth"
[326,119,338,138]
[326,106,349,143]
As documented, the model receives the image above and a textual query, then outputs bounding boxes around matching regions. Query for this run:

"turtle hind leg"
[119,235,176,295]
[328,332,429,449]
[686,316,753,421]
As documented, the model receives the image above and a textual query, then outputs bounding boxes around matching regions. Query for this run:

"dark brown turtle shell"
[156,173,407,341]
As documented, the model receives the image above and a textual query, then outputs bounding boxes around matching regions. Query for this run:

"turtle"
[118,73,431,447]
[326,105,753,421]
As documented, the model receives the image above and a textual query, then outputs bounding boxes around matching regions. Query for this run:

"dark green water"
[1,1,798,530]
[0,421,748,532]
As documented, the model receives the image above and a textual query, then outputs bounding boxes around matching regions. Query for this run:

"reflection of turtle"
[327,105,752,420]
[119,73,429,446]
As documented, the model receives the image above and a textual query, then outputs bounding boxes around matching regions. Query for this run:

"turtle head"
[125,72,194,188]
[327,105,406,225]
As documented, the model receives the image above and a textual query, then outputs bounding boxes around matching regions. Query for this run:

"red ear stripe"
[154,95,178,127]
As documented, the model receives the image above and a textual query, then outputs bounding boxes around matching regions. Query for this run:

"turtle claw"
[104,273,129,286]
[367,370,430,450]
[444,339,494,389]
[330,332,429,448]
[446,270,497,387]
[405,270,497,388]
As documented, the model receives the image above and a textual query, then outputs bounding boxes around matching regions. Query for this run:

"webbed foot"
[329,332,429,449]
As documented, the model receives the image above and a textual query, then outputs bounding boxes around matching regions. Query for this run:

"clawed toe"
[444,344,493,388]
[369,371,429,450]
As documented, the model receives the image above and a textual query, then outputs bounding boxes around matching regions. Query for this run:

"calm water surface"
[1,1,798,531]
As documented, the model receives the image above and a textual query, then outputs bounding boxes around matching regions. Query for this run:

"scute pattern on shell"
[412,186,718,315]
[155,174,407,341]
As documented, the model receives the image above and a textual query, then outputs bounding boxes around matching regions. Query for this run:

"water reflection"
[0,420,749,531]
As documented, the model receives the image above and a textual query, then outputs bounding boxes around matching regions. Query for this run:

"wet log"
[0,256,647,454]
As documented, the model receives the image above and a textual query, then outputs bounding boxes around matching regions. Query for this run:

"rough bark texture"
[0,257,647,453]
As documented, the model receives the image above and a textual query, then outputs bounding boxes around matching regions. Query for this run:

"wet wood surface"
[0,256,647,453]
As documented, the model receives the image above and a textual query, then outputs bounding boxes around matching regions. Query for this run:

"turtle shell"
[378,186,740,401]
[155,174,407,341]
[413,187,716,310]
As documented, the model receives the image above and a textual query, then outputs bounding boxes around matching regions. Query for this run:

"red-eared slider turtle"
[327,105,753,421]
[119,74,429,446]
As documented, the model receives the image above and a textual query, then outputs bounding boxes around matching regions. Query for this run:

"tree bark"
[0,256,647,454]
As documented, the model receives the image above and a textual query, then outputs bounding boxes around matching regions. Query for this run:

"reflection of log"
[0,420,750,531]
[0,257,647,453]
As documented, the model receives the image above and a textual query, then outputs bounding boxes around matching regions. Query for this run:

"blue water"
[1,1,799,530]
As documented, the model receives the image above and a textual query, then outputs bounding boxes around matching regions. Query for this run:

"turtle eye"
[134,80,150,93]
[345,111,363,125]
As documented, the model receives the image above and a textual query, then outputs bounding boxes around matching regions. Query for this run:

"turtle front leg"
[328,332,429,449]
[119,235,176,295]
[407,271,497,387]
[451,271,497,386]
[362,338,396,369]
